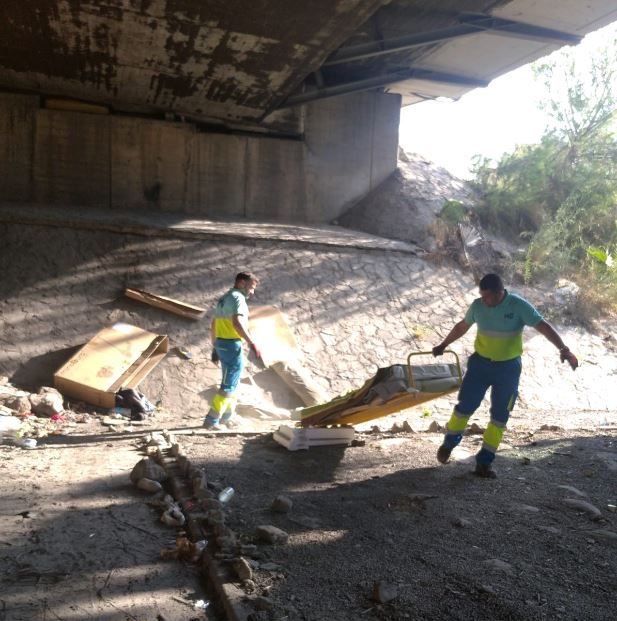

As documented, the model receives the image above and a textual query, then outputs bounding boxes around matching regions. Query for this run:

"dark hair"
[235,272,257,284]
[479,273,504,293]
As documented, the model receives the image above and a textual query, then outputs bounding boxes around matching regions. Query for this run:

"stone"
[588,529,617,543]
[2,395,31,414]
[453,517,472,528]
[255,525,289,544]
[427,420,444,433]
[556,484,587,498]
[466,422,484,435]
[372,581,398,603]
[29,388,64,417]
[562,498,602,520]
[129,458,167,484]
[482,559,514,574]
[402,420,415,433]
[270,495,293,513]
[252,596,274,611]
[136,478,163,493]
[233,557,253,581]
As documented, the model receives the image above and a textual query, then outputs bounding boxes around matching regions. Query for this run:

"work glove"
[211,349,220,364]
[560,348,578,370]
[432,344,446,357]
[250,342,261,359]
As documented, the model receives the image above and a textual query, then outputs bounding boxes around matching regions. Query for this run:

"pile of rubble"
[130,431,297,620]
[0,377,92,448]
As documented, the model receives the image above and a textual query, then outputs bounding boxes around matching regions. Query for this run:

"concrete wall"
[0,91,399,222]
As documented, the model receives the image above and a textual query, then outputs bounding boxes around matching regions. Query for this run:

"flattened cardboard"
[54,323,168,408]
[125,287,206,320]
[248,305,299,367]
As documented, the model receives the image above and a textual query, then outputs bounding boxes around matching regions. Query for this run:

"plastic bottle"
[218,486,235,504]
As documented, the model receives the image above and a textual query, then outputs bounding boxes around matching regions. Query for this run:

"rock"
[136,477,163,493]
[562,498,602,520]
[350,439,366,447]
[372,581,398,603]
[556,485,587,498]
[588,529,617,543]
[255,525,289,544]
[260,562,283,571]
[161,507,185,527]
[252,596,274,611]
[270,495,293,513]
[453,517,472,528]
[479,584,496,595]
[402,420,415,433]
[516,504,540,513]
[539,424,564,432]
[482,559,514,574]
[233,557,253,581]
[2,395,31,414]
[427,420,444,433]
[466,422,484,435]
[29,388,64,417]
[130,458,167,484]
[537,526,561,535]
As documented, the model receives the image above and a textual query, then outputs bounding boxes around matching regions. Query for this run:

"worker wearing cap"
[204,272,261,430]
[432,273,578,478]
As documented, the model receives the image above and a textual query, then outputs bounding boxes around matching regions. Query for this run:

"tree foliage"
[471,25,617,297]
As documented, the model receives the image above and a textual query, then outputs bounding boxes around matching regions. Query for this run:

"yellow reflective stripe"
[483,422,505,450]
[212,394,232,415]
[507,394,516,411]
[446,410,470,433]
[215,317,242,339]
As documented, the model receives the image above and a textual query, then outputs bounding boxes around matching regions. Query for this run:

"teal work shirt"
[464,290,543,361]
[213,288,249,339]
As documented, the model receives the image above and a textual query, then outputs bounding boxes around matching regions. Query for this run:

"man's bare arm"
[432,320,471,356]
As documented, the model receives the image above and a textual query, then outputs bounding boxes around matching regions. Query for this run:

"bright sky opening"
[398,21,617,180]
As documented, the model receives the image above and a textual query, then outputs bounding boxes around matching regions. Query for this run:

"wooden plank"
[125,287,206,320]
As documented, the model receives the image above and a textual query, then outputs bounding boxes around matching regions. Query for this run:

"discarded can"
[218,486,235,504]
[19,438,37,450]
[175,347,193,360]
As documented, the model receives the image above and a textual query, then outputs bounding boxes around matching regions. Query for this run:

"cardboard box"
[54,323,168,408]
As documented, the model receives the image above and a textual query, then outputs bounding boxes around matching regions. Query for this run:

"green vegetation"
[470,27,617,309]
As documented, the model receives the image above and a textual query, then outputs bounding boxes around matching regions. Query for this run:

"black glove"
[211,349,220,364]
[432,344,446,357]
[560,348,578,370]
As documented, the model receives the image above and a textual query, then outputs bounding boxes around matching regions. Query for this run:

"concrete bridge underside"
[1,1,616,223]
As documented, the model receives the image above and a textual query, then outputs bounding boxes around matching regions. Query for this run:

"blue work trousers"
[444,353,522,464]
[215,338,244,394]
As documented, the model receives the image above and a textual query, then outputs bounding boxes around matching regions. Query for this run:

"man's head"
[478,273,505,307]
[234,272,258,297]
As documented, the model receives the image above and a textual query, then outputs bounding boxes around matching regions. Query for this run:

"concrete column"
[0,94,38,201]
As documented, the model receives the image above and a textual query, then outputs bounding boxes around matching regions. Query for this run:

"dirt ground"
[1,213,616,620]
[2,421,616,621]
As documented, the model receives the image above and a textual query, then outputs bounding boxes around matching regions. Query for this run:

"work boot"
[474,463,497,479]
[437,445,452,464]
[203,412,222,431]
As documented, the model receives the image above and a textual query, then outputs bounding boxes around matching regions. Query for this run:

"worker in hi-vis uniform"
[203,272,260,430]
[432,273,578,478]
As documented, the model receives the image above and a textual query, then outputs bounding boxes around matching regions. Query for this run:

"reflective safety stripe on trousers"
[482,418,507,453]
[446,409,470,434]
